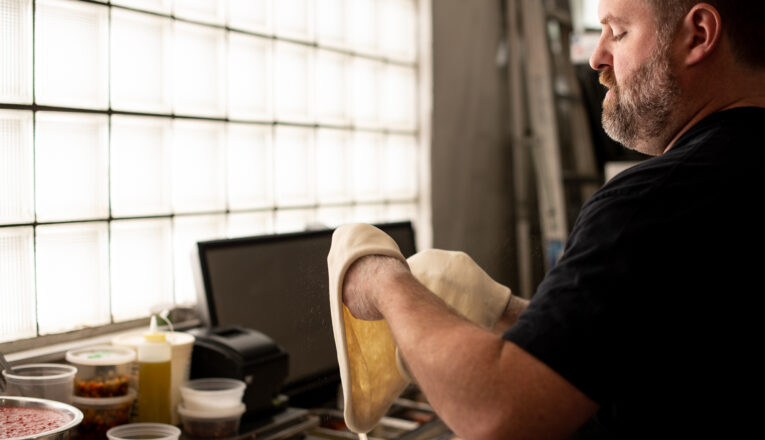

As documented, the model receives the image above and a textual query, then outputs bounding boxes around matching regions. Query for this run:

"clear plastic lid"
[106,423,181,440]
[181,378,246,394]
[180,378,246,411]
[72,388,137,407]
[177,402,246,419]
[2,363,77,381]
[66,345,136,366]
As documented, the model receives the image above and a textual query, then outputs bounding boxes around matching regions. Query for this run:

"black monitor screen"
[194,222,417,395]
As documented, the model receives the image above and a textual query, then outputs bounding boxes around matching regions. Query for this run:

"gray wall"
[430,1,518,289]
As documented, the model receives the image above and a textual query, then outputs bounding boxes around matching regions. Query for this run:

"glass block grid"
[0,0,421,342]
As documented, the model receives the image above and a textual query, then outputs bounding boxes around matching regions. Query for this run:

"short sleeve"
[503,181,657,403]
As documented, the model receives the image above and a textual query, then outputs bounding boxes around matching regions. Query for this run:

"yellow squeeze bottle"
[136,315,172,423]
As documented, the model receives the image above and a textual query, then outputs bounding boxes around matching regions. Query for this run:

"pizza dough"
[328,223,411,434]
[328,224,512,433]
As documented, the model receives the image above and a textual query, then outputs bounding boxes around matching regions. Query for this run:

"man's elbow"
[447,405,517,440]
[448,403,582,440]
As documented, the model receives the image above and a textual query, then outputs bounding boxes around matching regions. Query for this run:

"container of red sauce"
[0,395,83,440]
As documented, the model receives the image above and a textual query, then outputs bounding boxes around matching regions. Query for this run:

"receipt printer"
[188,326,289,417]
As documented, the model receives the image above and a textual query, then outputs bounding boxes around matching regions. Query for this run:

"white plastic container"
[106,422,181,440]
[65,345,135,398]
[177,403,246,438]
[72,388,136,440]
[179,378,246,410]
[2,363,77,404]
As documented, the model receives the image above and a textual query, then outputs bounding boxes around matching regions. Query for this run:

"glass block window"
[571,0,601,31]
[0,0,422,343]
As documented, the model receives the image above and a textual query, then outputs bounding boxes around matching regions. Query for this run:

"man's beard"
[600,44,682,156]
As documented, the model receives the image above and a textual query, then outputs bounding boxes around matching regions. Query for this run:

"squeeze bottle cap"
[144,315,167,343]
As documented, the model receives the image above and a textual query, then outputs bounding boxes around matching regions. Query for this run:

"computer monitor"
[193,222,417,397]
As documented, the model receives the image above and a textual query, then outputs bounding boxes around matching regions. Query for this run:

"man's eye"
[612,32,627,41]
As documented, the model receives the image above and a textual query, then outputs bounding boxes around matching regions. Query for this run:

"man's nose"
[589,34,612,71]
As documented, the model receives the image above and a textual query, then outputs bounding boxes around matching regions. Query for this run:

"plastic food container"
[179,378,246,410]
[72,388,136,440]
[178,403,245,438]
[106,422,181,440]
[2,363,77,404]
[66,346,135,398]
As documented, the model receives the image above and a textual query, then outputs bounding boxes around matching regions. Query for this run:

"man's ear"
[680,3,722,66]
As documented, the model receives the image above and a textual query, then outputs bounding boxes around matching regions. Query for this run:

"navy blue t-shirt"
[504,107,765,437]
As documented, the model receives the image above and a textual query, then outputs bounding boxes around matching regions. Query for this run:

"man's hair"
[643,0,765,68]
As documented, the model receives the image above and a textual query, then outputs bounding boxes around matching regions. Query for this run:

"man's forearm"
[343,255,597,439]
[375,270,516,439]
[374,270,596,440]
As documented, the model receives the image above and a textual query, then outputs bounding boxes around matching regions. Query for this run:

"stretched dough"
[328,223,410,434]
[408,249,512,328]
[328,224,513,433]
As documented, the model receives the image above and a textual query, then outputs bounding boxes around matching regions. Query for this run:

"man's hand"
[342,254,410,321]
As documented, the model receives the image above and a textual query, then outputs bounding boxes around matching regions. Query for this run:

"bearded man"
[335,0,765,438]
